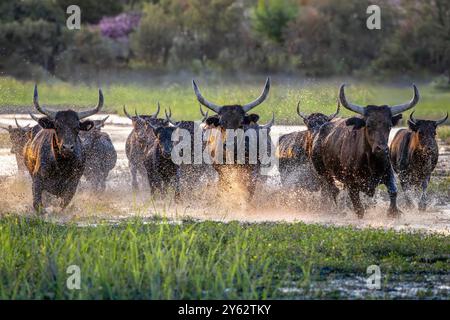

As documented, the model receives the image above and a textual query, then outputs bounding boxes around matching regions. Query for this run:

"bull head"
[407,111,448,153]
[296,98,340,131]
[341,84,419,155]
[193,77,270,129]
[32,85,101,155]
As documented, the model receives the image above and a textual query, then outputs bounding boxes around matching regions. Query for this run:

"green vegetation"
[0,1,449,80]
[0,216,448,299]
[0,76,449,127]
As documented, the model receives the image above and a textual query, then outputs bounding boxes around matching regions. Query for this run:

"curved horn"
[96,115,110,129]
[29,113,41,123]
[339,84,365,115]
[242,77,271,113]
[151,102,161,118]
[165,108,177,126]
[78,89,104,119]
[33,84,57,119]
[0,124,11,131]
[192,80,221,113]
[199,105,209,121]
[328,99,340,120]
[409,111,417,125]
[390,84,420,115]
[123,105,133,120]
[296,100,308,120]
[260,112,275,129]
[15,118,29,129]
[435,112,448,126]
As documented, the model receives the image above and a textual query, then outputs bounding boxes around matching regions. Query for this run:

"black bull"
[311,84,419,217]
[277,99,340,190]
[192,77,274,199]
[390,111,447,211]
[80,116,117,192]
[24,85,103,212]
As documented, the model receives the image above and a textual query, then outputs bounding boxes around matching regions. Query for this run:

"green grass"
[0,76,449,125]
[0,216,448,299]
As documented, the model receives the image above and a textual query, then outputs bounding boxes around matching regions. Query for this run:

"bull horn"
[390,84,420,115]
[0,124,11,131]
[151,102,161,118]
[78,89,104,119]
[260,112,275,129]
[33,84,57,119]
[435,112,448,126]
[199,105,209,121]
[339,84,365,115]
[242,77,271,113]
[296,100,308,120]
[15,118,30,129]
[328,99,340,120]
[123,105,133,120]
[409,111,417,125]
[29,113,41,123]
[96,115,109,129]
[165,108,177,126]
[192,80,221,113]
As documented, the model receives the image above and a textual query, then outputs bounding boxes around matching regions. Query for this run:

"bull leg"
[32,178,44,214]
[130,163,138,191]
[61,185,78,210]
[348,187,364,218]
[174,169,181,203]
[384,167,401,217]
[399,178,414,209]
[418,175,430,211]
[320,175,339,205]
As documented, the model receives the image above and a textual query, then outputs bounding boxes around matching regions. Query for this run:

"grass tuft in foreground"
[0,216,448,299]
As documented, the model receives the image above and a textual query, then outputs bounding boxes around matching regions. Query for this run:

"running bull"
[24,85,103,212]
[311,84,419,217]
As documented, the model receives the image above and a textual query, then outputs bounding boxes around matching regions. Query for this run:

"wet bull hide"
[24,85,103,212]
[0,118,41,175]
[124,104,167,191]
[143,119,180,198]
[311,84,419,217]
[276,100,340,191]
[80,116,117,192]
[390,111,447,210]
[193,77,273,200]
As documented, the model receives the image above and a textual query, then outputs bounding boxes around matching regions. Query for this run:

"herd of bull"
[0,78,448,218]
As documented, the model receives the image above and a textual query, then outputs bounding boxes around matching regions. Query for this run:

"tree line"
[0,0,448,84]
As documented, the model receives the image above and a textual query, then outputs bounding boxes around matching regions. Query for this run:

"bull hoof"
[387,207,402,218]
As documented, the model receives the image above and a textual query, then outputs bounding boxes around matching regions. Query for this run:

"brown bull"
[24,85,103,212]
[311,84,419,217]
[0,118,40,174]
[276,100,340,190]
[124,104,166,191]
[390,111,447,210]
[192,77,272,199]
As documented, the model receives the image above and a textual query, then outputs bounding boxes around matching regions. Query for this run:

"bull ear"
[205,116,220,127]
[248,114,260,124]
[38,117,55,129]
[79,120,94,131]
[391,114,402,126]
[345,117,365,130]
[407,120,418,131]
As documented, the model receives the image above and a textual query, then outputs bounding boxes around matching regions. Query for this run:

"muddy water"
[0,114,449,234]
